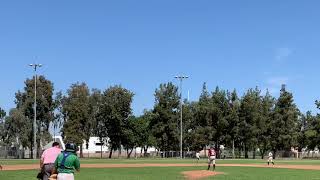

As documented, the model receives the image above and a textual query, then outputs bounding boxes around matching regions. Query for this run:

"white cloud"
[267,77,289,86]
[275,48,292,61]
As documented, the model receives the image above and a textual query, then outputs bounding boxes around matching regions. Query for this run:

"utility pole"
[174,75,188,159]
[29,63,42,159]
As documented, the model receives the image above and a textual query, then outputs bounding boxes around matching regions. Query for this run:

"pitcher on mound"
[207,146,216,171]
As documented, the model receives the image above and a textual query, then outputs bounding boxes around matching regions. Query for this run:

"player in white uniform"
[267,152,275,166]
[196,152,200,163]
[207,146,216,171]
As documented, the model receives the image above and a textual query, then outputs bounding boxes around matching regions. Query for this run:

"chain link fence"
[1,146,319,160]
[0,147,27,159]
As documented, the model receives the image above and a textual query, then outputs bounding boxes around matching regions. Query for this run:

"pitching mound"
[182,170,224,180]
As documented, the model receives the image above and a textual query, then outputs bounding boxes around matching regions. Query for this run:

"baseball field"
[1,159,320,180]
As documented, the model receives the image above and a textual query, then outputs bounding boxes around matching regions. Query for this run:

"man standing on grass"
[267,151,275,166]
[53,143,80,180]
[40,142,62,180]
[207,146,216,171]
[196,151,200,163]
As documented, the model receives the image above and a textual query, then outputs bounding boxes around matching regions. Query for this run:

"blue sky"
[0,0,319,115]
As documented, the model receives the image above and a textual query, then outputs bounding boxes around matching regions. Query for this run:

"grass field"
[2,158,320,165]
[1,159,320,179]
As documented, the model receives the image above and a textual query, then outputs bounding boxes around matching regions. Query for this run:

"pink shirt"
[41,147,61,164]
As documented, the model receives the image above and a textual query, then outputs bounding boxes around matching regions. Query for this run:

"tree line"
[0,76,320,159]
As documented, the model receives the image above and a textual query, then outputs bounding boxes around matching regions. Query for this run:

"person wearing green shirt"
[53,143,80,180]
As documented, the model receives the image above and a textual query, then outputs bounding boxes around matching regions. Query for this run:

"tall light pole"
[29,63,42,159]
[175,75,188,159]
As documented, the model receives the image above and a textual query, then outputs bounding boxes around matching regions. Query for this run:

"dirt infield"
[182,170,224,180]
[2,163,320,171]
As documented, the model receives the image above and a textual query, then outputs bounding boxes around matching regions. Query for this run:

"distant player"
[267,151,275,166]
[196,152,200,163]
[207,146,216,171]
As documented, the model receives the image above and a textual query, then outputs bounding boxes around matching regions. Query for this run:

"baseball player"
[40,142,62,180]
[53,143,80,180]
[207,146,216,171]
[267,151,275,166]
[196,152,200,163]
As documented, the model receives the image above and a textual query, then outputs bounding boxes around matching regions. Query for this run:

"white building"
[81,137,109,153]
[44,136,108,153]
[134,147,157,154]
[44,136,156,157]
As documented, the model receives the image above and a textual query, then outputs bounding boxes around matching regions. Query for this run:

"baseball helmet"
[65,143,78,153]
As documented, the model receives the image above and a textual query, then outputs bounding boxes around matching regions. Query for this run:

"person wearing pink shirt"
[40,142,62,180]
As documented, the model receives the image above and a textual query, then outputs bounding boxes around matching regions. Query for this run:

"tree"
[122,116,138,158]
[190,83,212,152]
[52,91,65,137]
[187,84,230,157]
[61,83,90,158]
[14,76,55,158]
[99,85,134,158]
[90,89,106,159]
[4,108,31,158]
[304,101,320,150]
[239,87,262,159]
[0,107,5,120]
[134,110,156,157]
[270,86,300,158]
[182,100,197,152]
[86,89,102,150]
[297,111,316,151]
[95,112,107,159]
[209,87,230,154]
[258,90,275,159]
[0,107,6,145]
[226,89,240,158]
[150,82,180,155]
[316,100,320,109]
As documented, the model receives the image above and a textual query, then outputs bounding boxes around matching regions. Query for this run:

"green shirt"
[54,152,80,174]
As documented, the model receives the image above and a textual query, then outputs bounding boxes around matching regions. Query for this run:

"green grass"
[211,167,320,180]
[2,158,320,165]
[1,158,320,179]
[1,166,320,180]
